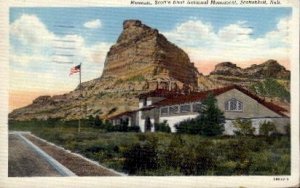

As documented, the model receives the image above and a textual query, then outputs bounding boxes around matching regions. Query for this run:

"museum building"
[108,85,289,135]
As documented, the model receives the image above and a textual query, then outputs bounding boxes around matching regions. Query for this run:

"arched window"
[225,98,243,111]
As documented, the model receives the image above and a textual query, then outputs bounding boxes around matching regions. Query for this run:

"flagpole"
[78,63,82,133]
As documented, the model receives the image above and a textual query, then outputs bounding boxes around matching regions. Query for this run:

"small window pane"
[230,100,237,111]
[180,104,191,113]
[169,106,179,114]
[237,101,243,111]
[192,103,202,112]
[160,107,168,116]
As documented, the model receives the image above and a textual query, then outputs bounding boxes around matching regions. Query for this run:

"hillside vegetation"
[250,78,290,102]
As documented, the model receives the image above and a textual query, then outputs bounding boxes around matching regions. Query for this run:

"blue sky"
[10,7,291,44]
[9,7,292,110]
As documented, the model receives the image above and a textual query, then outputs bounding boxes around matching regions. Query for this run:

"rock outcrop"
[244,60,290,79]
[210,60,290,79]
[102,20,199,89]
[209,60,290,104]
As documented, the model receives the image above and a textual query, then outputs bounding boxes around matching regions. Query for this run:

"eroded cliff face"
[102,20,199,89]
[9,20,204,121]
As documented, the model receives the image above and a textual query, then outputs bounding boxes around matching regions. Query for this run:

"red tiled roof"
[154,85,235,106]
[138,89,184,99]
[153,85,288,117]
[107,105,158,120]
[107,110,137,120]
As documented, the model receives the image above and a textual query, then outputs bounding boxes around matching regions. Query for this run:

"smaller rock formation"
[210,62,243,77]
[210,60,290,79]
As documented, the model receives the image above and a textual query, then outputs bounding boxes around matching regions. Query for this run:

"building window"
[160,107,169,116]
[143,98,147,106]
[225,98,243,111]
[192,103,202,112]
[180,104,191,113]
[169,105,179,114]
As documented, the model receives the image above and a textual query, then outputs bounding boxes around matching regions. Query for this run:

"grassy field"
[9,120,290,176]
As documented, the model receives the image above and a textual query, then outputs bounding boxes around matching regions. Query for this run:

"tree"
[233,119,255,136]
[87,115,95,126]
[197,94,225,136]
[259,121,276,136]
[175,93,225,136]
[94,116,103,127]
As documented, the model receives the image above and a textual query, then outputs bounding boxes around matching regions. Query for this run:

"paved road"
[8,133,62,177]
[26,133,123,176]
[9,132,123,176]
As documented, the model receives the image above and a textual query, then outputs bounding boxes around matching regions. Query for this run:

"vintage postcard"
[0,0,299,187]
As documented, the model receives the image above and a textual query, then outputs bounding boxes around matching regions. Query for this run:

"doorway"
[145,117,152,132]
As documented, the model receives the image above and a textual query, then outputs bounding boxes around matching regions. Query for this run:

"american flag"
[69,64,81,76]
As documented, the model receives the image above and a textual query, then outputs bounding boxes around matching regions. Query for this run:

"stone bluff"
[101,20,199,90]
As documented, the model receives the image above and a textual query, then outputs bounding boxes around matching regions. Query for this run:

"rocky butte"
[209,60,290,110]
[9,20,204,121]
[210,60,290,80]
[102,20,199,89]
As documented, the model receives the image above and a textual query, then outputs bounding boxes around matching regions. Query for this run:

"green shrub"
[109,124,129,132]
[127,126,140,132]
[216,160,238,175]
[155,120,171,133]
[165,136,217,175]
[248,150,290,175]
[175,118,198,134]
[233,119,255,136]
[179,141,216,175]
[123,141,159,174]
[165,135,185,169]
[105,121,140,132]
[94,116,103,127]
[259,121,276,136]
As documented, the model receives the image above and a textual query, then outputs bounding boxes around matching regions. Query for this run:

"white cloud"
[84,19,102,29]
[10,14,111,94]
[164,19,216,47]
[10,14,55,51]
[163,17,292,68]
[218,22,252,42]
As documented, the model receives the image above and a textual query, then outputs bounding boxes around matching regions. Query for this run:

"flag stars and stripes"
[69,64,81,76]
